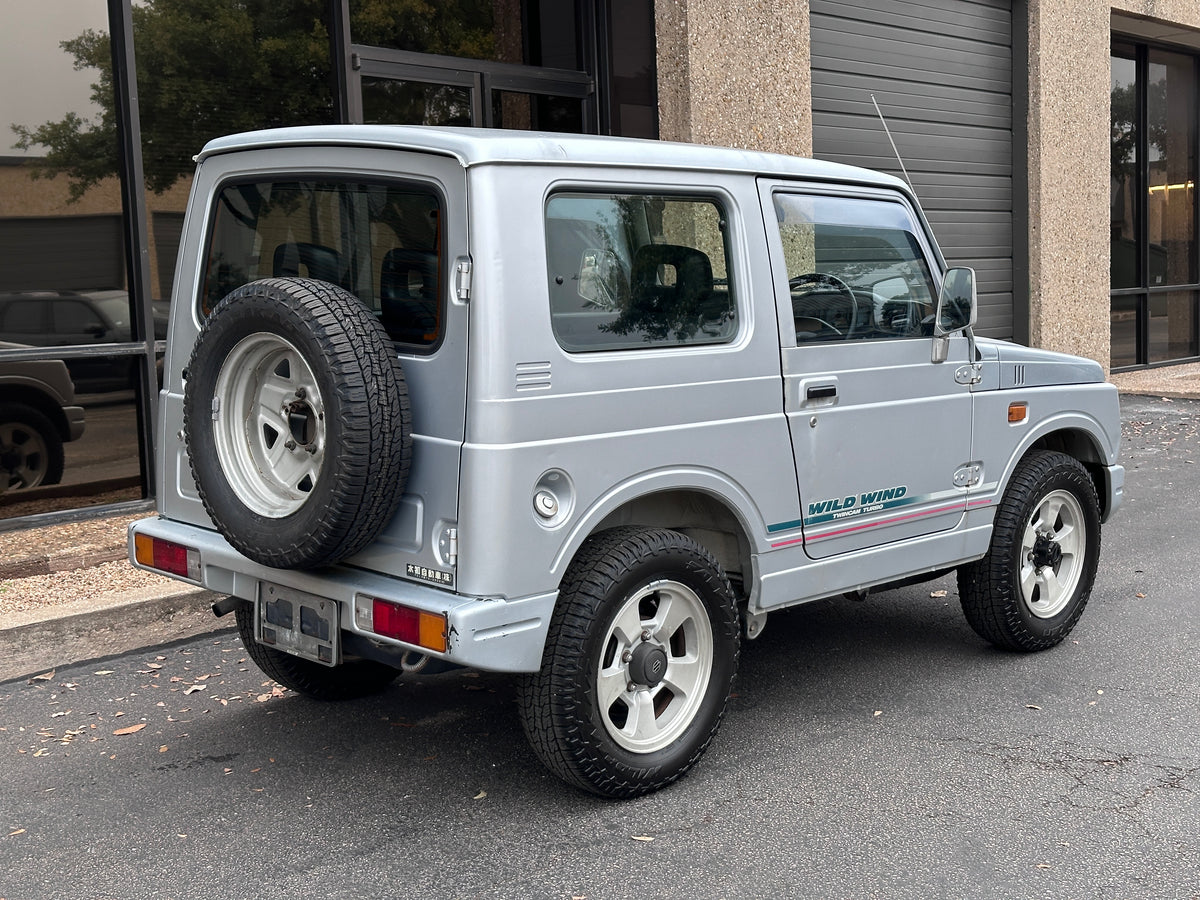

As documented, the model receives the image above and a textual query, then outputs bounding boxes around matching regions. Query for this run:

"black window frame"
[1110,36,1200,370]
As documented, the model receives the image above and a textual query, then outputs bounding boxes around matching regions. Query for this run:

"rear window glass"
[545,192,737,352]
[202,180,443,348]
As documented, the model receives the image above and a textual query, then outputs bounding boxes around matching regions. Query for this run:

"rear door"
[173,147,469,586]
[759,181,975,560]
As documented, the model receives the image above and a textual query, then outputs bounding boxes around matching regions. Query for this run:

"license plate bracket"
[256,582,340,667]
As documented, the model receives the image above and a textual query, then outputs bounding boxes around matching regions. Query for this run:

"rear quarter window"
[545,192,737,352]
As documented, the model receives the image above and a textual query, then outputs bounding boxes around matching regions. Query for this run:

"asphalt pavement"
[0,380,1198,897]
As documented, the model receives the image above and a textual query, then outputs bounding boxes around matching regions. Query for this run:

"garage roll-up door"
[811,0,1016,339]
[0,215,124,292]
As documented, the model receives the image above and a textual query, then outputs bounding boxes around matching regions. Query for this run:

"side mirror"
[932,267,977,364]
[935,267,977,336]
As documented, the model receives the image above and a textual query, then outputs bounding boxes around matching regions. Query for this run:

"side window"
[54,300,106,335]
[0,300,44,334]
[545,192,737,352]
[201,180,444,349]
[773,193,937,343]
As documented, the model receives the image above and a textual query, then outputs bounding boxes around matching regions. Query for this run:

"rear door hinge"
[446,527,458,566]
[454,257,472,303]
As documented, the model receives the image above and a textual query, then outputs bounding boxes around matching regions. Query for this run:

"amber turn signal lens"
[1008,402,1028,423]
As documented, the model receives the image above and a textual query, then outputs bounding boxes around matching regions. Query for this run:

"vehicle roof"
[197,125,911,193]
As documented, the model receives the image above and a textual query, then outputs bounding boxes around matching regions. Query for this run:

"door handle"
[806,384,837,400]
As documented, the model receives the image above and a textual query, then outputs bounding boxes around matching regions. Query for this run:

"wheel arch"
[551,470,763,599]
[1,387,71,440]
[1023,425,1113,520]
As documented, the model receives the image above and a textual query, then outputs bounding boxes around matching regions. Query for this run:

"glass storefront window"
[1,1,147,518]
[363,78,473,127]
[1111,48,1138,290]
[1146,49,1197,287]
[1110,39,1200,368]
[1110,295,1139,369]
[1149,290,1198,363]
[492,91,585,132]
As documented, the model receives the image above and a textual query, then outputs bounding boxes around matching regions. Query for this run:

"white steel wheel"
[518,527,740,798]
[183,278,411,570]
[212,332,325,519]
[957,450,1101,652]
[596,579,714,754]
[1019,488,1085,619]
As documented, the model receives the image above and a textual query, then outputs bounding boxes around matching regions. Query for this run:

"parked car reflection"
[0,290,168,393]
[0,342,86,492]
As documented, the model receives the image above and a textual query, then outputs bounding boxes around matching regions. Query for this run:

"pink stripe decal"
[768,498,995,549]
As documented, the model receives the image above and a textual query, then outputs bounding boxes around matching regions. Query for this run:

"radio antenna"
[870,93,916,198]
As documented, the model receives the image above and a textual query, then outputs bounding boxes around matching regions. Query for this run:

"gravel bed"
[0,512,177,617]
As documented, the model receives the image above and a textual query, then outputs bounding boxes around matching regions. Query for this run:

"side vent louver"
[515,361,552,392]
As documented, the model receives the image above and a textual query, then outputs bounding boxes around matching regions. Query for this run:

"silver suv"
[131,126,1123,797]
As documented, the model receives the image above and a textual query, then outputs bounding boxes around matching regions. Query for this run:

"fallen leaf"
[1135,593,1146,599]
[1036,863,1051,870]
[930,589,948,598]
[473,790,487,800]
[184,685,206,695]
[113,723,147,735]
[873,710,883,717]
[30,671,55,682]
[159,746,169,753]
[147,663,163,670]
[93,670,114,676]
[32,749,49,758]
[631,835,654,842]
[8,829,26,837]
[1026,704,1042,710]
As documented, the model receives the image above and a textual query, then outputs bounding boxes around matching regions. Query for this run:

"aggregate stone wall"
[654,0,812,158]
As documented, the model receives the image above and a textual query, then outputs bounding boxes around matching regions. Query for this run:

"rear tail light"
[134,534,201,581]
[354,595,447,653]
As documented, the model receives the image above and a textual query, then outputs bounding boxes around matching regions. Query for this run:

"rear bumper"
[128,517,556,673]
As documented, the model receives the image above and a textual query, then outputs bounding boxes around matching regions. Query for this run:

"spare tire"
[183,278,411,569]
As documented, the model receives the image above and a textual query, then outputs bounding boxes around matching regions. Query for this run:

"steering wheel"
[793,316,842,339]
[789,272,858,339]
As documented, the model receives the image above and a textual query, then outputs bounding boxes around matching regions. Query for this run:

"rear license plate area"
[256,582,340,667]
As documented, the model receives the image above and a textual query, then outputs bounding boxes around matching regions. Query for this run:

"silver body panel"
[132,126,1123,673]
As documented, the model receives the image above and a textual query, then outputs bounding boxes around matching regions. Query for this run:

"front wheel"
[958,450,1101,651]
[519,527,740,798]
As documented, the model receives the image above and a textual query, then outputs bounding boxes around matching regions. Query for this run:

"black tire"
[234,603,398,701]
[518,527,740,798]
[0,402,65,490]
[183,278,411,569]
[958,450,1101,651]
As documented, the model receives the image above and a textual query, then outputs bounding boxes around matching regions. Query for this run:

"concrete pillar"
[654,0,812,158]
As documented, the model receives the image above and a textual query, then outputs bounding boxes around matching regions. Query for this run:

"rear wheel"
[0,403,64,491]
[519,527,740,798]
[234,603,398,701]
[958,450,1101,651]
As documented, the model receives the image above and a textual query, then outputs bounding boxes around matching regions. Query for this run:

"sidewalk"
[2,363,1198,683]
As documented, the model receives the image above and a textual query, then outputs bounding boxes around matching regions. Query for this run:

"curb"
[0,588,230,684]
